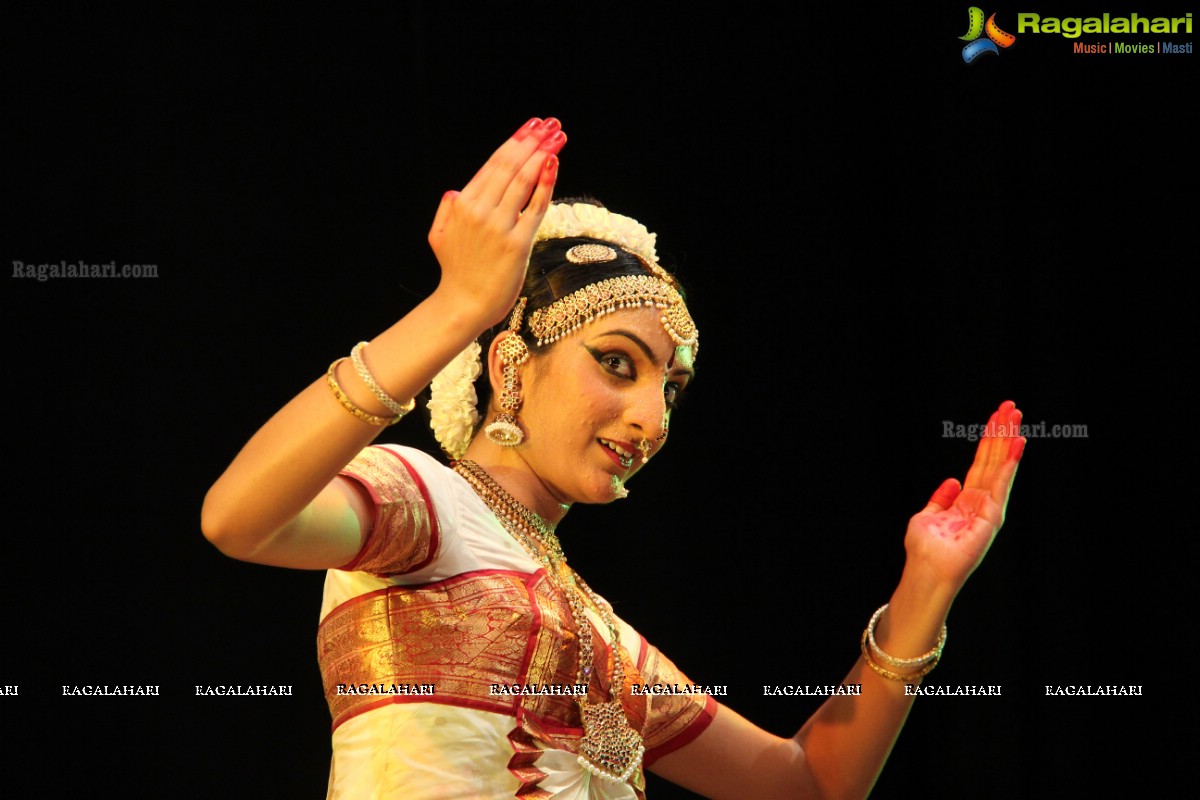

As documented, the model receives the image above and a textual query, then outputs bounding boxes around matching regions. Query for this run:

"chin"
[597,475,630,504]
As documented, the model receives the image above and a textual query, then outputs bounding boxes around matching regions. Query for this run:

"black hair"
[466,197,688,438]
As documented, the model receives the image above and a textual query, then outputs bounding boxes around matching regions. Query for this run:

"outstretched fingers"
[460,117,540,193]
[500,125,564,214]
[460,117,566,216]
[962,400,1025,511]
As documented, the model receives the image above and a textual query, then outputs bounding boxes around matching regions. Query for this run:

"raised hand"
[427,117,566,329]
[904,400,1026,592]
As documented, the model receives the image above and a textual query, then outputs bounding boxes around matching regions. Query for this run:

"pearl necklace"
[453,460,645,783]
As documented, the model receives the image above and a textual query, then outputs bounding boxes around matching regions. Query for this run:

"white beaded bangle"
[326,358,400,427]
[350,341,416,418]
[866,604,947,669]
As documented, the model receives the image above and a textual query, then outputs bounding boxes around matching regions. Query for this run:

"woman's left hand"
[904,400,1026,594]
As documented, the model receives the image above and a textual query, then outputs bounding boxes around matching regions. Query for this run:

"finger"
[990,402,1025,505]
[965,401,1018,490]
[923,477,962,513]
[513,116,543,142]
[458,118,537,188]
[987,456,1021,513]
[989,402,1020,471]
[500,132,566,221]
[525,154,561,224]
[1009,433,1027,462]
[461,118,559,208]
[962,404,1003,490]
[458,117,544,194]
[994,401,1022,471]
[512,155,560,239]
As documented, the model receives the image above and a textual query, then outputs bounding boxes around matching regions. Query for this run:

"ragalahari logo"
[960,7,1017,62]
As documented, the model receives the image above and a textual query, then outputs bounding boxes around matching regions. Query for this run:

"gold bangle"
[860,627,940,683]
[326,358,402,426]
[350,341,416,418]
[866,604,946,668]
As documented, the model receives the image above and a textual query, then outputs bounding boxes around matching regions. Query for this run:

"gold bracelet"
[350,341,416,417]
[326,358,402,426]
[866,604,946,668]
[860,628,941,683]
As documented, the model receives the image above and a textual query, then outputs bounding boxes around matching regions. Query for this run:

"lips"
[599,438,635,469]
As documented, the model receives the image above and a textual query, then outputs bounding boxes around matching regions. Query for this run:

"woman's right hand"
[427,117,566,329]
[203,118,565,568]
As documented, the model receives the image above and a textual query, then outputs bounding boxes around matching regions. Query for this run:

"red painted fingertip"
[513,118,541,141]
[538,130,567,154]
[538,117,561,133]
[929,477,962,509]
[540,154,559,184]
[443,190,460,201]
[1009,436,1027,461]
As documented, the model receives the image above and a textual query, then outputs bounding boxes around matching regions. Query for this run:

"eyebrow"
[597,329,695,378]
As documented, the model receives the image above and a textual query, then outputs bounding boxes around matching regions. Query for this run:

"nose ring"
[638,439,651,464]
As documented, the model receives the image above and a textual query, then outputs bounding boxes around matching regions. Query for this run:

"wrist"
[429,283,517,334]
[896,556,962,613]
[870,565,958,666]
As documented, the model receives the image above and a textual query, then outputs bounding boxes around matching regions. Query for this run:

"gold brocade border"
[638,642,710,762]
[318,568,650,736]
[337,446,440,575]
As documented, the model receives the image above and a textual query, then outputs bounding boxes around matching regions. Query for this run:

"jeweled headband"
[521,202,699,353]
[428,202,698,459]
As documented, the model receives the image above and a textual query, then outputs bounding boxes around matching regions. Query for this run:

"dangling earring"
[657,415,669,442]
[485,299,530,447]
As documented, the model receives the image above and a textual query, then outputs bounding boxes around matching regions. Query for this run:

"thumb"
[923,478,962,513]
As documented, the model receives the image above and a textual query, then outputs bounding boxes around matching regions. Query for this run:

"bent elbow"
[200,490,259,561]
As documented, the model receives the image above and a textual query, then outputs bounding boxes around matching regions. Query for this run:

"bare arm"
[652,401,1026,799]
[200,118,566,568]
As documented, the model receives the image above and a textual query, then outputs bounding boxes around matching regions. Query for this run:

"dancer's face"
[516,307,693,506]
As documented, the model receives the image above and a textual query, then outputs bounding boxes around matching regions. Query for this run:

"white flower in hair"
[534,202,659,267]
[428,341,482,460]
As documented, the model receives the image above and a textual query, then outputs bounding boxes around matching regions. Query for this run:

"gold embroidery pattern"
[337,446,437,575]
[319,570,651,735]
[639,646,713,755]
[320,571,534,728]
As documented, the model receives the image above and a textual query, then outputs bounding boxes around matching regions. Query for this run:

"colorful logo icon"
[960,7,1016,62]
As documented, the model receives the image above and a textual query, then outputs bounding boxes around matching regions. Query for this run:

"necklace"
[453,460,645,783]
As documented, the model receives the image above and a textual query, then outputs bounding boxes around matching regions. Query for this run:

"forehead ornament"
[526,203,700,354]
[566,244,617,264]
[526,275,698,353]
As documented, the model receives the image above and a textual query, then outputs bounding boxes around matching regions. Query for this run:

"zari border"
[319,568,590,733]
[336,446,441,574]
[635,634,719,767]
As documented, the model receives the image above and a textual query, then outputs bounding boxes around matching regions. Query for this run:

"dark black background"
[5,3,1192,798]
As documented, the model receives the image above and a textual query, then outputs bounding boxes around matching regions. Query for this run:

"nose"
[625,383,668,458]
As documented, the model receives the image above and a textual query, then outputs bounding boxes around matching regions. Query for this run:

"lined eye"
[664,383,681,410]
[590,348,635,379]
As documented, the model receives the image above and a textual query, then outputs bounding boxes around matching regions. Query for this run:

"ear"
[486,332,526,409]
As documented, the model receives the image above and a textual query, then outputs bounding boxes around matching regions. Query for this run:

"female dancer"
[202,116,1025,799]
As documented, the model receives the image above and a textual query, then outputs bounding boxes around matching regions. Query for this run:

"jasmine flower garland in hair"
[534,202,659,267]
[428,341,482,460]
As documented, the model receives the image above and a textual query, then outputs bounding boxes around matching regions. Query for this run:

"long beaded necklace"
[453,459,645,783]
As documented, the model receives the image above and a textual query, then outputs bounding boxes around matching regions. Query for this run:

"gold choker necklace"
[452,460,645,783]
